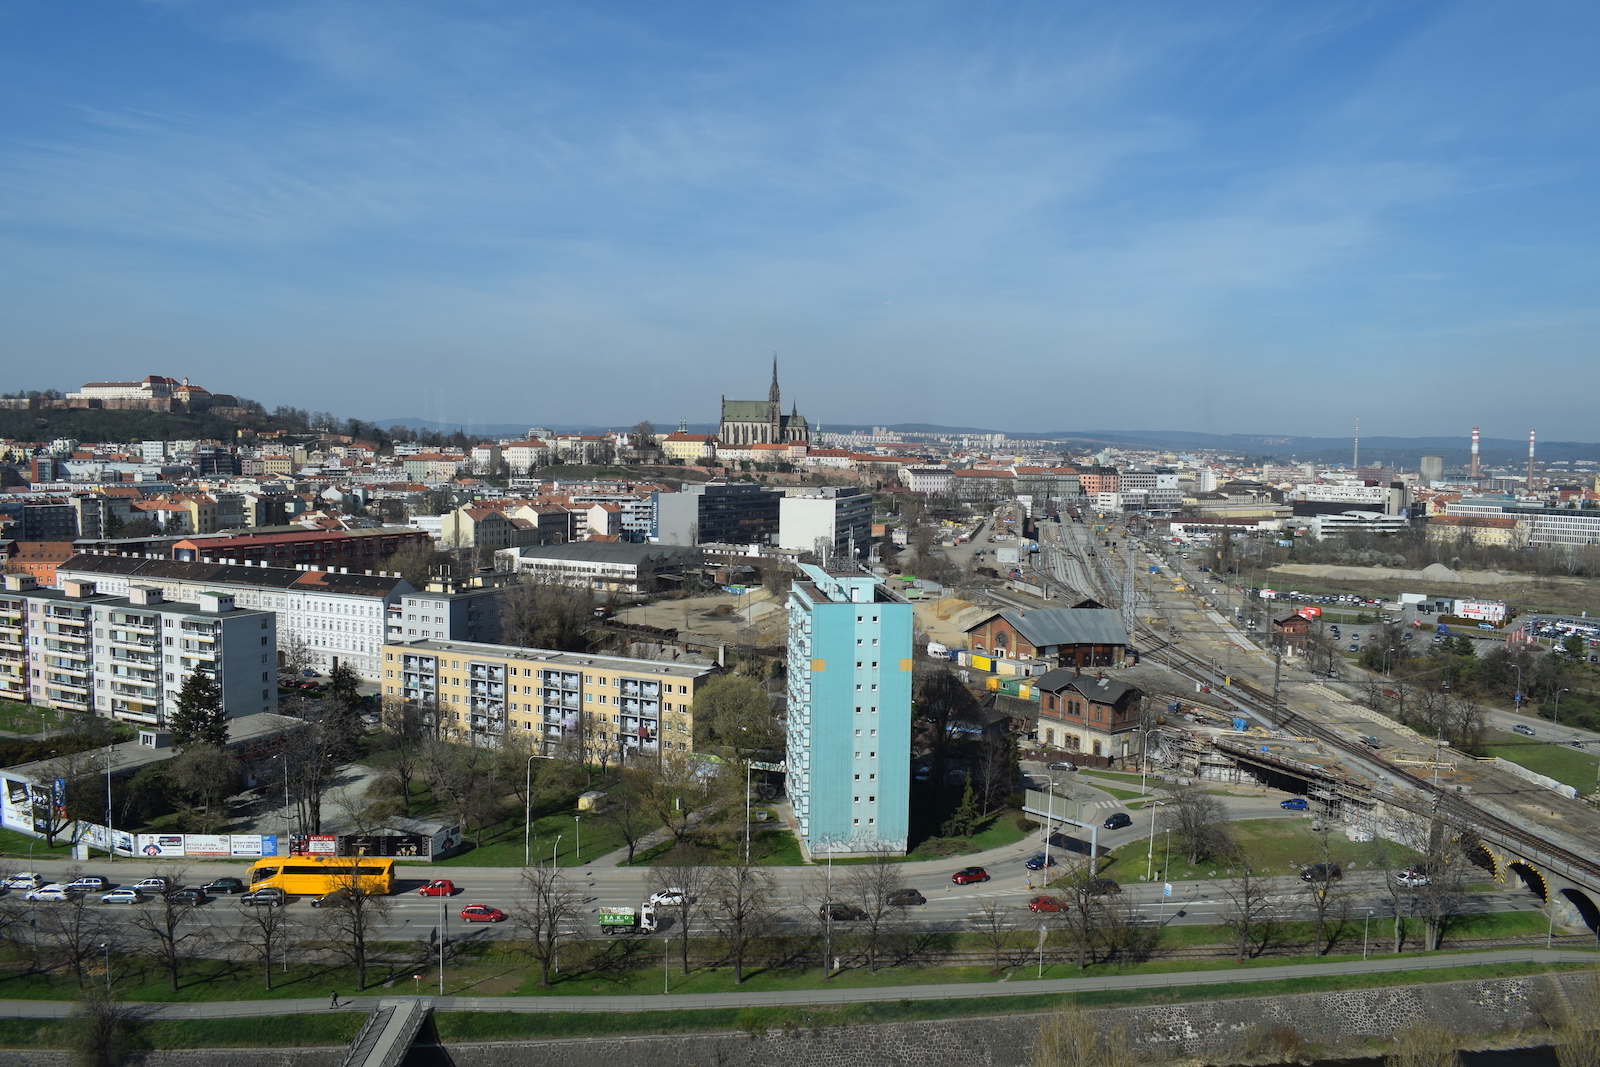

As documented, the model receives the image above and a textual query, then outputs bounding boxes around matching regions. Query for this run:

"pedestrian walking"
[330,991,339,1009]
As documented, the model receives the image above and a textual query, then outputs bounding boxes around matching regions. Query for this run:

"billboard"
[229,835,277,857]
[289,834,338,856]
[338,834,429,858]
[1456,599,1507,624]
[184,834,230,857]
[137,834,186,858]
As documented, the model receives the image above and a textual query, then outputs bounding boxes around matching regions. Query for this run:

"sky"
[0,1,1596,440]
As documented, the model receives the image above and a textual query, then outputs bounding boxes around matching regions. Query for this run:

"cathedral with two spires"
[718,358,811,446]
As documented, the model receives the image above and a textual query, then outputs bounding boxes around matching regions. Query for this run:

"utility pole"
[1271,644,1284,727]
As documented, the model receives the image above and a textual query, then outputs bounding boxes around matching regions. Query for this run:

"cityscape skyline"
[2,3,1597,436]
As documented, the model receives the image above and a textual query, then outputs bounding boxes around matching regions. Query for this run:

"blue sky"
[0,1,1596,439]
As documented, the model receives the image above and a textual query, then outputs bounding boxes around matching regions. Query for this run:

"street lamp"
[1363,909,1372,960]
[552,833,563,868]
[523,753,556,867]
[573,814,581,865]
[100,942,110,997]
[1554,688,1571,725]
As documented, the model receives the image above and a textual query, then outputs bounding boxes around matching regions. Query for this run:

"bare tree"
[971,896,1020,974]
[231,896,290,991]
[310,864,394,991]
[1301,826,1350,955]
[646,861,708,976]
[598,766,658,865]
[1057,865,1113,970]
[279,630,314,677]
[69,988,143,1067]
[513,865,582,988]
[33,885,115,989]
[638,749,726,846]
[1219,866,1278,962]
[128,870,209,992]
[1163,782,1237,867]
[1553,970,1600,1067]
[1414,818,1469,950]
[705,860,778,984]
[841,853,905,974]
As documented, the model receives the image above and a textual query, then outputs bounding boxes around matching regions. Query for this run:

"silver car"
[100,889,147,905]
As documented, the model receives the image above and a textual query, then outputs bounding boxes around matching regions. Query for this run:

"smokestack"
[1469,427,1481,479]
[1353,416,1360,470]
[1527,430,1536,493]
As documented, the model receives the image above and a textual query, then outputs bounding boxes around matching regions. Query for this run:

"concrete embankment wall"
[1,971,1590,1067]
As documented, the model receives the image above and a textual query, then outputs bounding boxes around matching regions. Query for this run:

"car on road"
[1103,812,1132,829]
[1396,871,1430,888]
[1280,798,1309,810]
[100,889,146,905]
[1349,644,1360,652]
[418,879,458,897]
[1024,853,1058,871]
[951,867,990,885]
[1047,762,1078,773]
[887,889,925,907]
[648,888,690,907]
[1086,878,1121,896]
[203,877,246,895]
[1027,895,1065,913]
[1300,863,1343,883]
[819,903,869,922]
[1513,724,1536,736]
[166,888,208,906]
[63,876,109,893]
[239,888,286,907]
[460,904,506,923]
[25,884,71,902]
[133,877,173,895]
[3,873,43,891]
[1360,736,1382,748]
[311,888,353,909]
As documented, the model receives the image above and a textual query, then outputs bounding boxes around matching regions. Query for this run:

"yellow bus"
[245,856,395,896]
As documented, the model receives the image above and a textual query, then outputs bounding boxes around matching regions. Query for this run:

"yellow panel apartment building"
[381,639,715,754]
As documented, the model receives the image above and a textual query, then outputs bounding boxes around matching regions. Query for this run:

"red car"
[418,880,457,897]
[460,904,506,923]
[1028,895,1065,913]
[951,866,990,885]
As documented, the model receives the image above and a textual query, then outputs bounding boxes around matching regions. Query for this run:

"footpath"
[0,948,1592,1020]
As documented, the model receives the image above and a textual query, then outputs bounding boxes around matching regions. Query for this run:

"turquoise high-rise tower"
[786,564,912,856]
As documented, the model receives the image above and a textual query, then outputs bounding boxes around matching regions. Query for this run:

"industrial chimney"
[1469,427,1480,480]
[1526,430,1536,493]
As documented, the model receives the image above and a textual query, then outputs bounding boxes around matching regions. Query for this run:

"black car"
[819,903,869,922]
[165,888,208,906]
[1300,863,1343,883]
[1103,812,1132,829]
[887,888,926,907]
[311,888,353,908]
[239,888,286,907]
[1087,878,1121,896]
[202,877,246,895]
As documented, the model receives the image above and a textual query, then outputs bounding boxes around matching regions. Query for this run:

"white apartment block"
[0,574,276,727]
[55,555,413,681]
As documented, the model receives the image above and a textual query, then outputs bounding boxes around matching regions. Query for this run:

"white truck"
[597,905,658,935]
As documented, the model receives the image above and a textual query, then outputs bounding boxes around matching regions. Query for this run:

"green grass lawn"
[0,826,75,865]
[1097,818,1423,884]
[408,808,631,868]
[1483,730,1600,793]
[0,701,66,735]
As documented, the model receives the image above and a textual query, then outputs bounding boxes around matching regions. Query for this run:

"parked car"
[887,888,926,907]
[1047,762,1078,772]
[3,873,43,891]
[1103,812,1132,829]
[1024,853,1058,871]
[166,888,207,906]
[25,884,70,902]
[203,877,246,895]
[1086,878,1121,896]
[418,879,458,897]
[1280,798,1309,810]
[951,866,990,885]
[648,888,690,907]
[133,877,173,894]
[63,876,109,893]
[819,903,868,922]
[1300,863,1343,883]
[460,904,506,923]
[1513,724,1536,737]
[1027,895,1065,913]
[239,888,286,907]
[100,889,146,905]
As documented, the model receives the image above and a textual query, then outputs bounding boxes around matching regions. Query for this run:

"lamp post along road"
[523,753,556,867]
